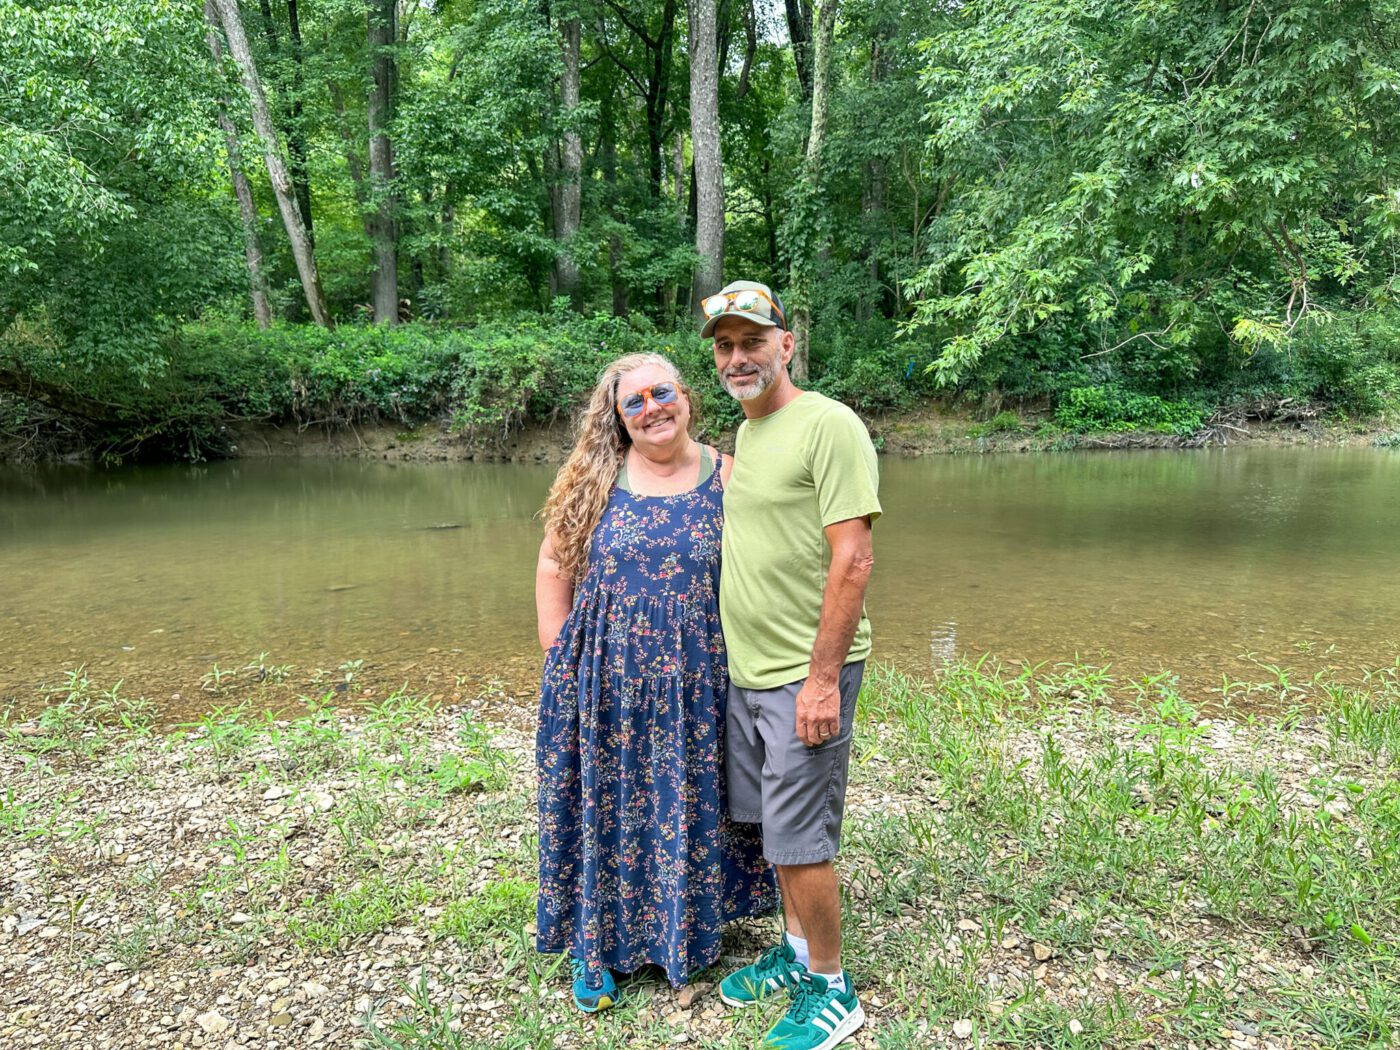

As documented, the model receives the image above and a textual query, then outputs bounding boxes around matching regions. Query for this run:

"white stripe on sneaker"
[809,1003,866,1050]
[820,1003,847,1026]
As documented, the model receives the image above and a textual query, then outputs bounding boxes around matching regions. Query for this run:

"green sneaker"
[763,971,864,1050]
[719,938,805,1007]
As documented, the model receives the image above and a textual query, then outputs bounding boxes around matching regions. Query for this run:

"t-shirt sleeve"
[809,405,882,527]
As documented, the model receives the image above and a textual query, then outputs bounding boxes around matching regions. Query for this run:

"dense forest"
[3,0,1399,458]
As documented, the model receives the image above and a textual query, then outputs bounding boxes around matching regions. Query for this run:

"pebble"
[195,1011,230,1036]
[676,982,711,1008]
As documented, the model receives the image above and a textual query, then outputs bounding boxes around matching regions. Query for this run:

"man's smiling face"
[712,316,792,401]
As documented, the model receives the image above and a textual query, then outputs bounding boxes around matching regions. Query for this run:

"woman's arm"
[535,533,574,650]
[719,451,733,487]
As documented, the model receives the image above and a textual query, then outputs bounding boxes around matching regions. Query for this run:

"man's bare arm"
[793,516,875,747]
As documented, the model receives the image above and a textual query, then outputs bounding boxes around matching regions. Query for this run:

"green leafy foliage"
[909,0,1400,411]
[966,410,1027,439]
[1055,385,1205,434]
[0,0,236,370]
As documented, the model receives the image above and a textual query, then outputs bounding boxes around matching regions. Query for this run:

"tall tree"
[689,0,725,309]
[367,0,399,324]
[785,0,814,102]
[204,1,273,328]
[211,0,332,326]
[598,0,679,198]
[255,0,314,245]
[787,0,837,381]
[552,12,583,301]
[600,87,630,317]
[285,0,313,246]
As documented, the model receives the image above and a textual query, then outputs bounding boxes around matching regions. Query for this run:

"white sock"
[784,931,810,968]
[814,969,847,994]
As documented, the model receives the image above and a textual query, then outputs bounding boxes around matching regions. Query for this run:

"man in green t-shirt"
[702,279,880,1050]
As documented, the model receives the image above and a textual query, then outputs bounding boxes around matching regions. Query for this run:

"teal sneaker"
[570,956,617,1013]
[719,938,805,1008]
[763,971,864,1050]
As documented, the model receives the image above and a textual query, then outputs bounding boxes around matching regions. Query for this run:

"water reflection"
[928,621,958,669]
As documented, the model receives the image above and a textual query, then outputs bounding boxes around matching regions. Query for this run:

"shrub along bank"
[0,313,939,462]
[1,310,1397,463]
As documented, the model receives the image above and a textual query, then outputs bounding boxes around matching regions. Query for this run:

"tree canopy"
[2,0,1398,453]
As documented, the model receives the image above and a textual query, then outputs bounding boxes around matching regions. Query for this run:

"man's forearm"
[807,548,873,686]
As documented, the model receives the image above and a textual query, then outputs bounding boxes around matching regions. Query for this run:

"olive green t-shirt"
[721,391,882,689]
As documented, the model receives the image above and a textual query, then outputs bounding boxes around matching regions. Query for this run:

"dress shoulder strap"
[697,443,714,485]
[701,445,725,491]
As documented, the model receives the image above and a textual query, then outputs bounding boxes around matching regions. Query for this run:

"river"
[2,447,1397,718]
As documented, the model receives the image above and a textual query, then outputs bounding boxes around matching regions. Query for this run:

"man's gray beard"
[722,368,773,401]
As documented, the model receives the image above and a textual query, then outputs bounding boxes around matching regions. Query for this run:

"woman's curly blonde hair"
[541,353,696,582]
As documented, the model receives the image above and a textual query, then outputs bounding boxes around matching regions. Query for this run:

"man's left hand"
[795,678,841,747]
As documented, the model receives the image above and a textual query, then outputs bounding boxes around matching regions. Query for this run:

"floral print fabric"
[536,465,777,987]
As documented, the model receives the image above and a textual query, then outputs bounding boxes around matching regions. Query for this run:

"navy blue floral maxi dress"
[536,464,777,987]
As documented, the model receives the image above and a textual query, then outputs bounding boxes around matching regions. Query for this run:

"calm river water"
[2,447,1398,716]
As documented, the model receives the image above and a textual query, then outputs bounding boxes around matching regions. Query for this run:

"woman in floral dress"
[534,353,776,1011]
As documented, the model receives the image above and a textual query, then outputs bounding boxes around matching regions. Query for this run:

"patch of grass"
[0,785,33,835]
[855,661,1400,1047]
[967,410,1030,439]
[287,875,433,951]
[175,702,259,777]
[7,656,1399,1046]
[434,875,534,947]
[452,712,509,792]
[259,692,352,775]
[13,668,154,755]
[1322,678,1400,764]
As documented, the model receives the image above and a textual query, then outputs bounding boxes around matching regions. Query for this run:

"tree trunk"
[647,0,679,200]
[789,0,837,382]
[663,132,685,318]
[601,91,629,317]
[211,0,331,326]
[367,0,399,325]
[690,0,725,313]
[439,185,455,282]
[255,0,312,246]
[286,0,314,248]
[736,0,758,99]
[552,16,582,302]
[204,1,273,328]
[859,38,884,322]
[785,0,814,103]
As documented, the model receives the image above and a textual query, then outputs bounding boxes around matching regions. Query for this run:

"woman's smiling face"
[616,363,690,454]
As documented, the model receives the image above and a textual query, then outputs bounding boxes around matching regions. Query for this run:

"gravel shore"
[2,664,1396,1049]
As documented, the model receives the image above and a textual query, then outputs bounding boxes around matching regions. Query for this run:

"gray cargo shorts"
[726,661,864,866]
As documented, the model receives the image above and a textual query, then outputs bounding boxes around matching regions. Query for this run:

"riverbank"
[213,403,1395,465]
[3,661,1396,1049]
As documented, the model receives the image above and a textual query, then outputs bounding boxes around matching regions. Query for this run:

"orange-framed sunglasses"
[616,382,680,419]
